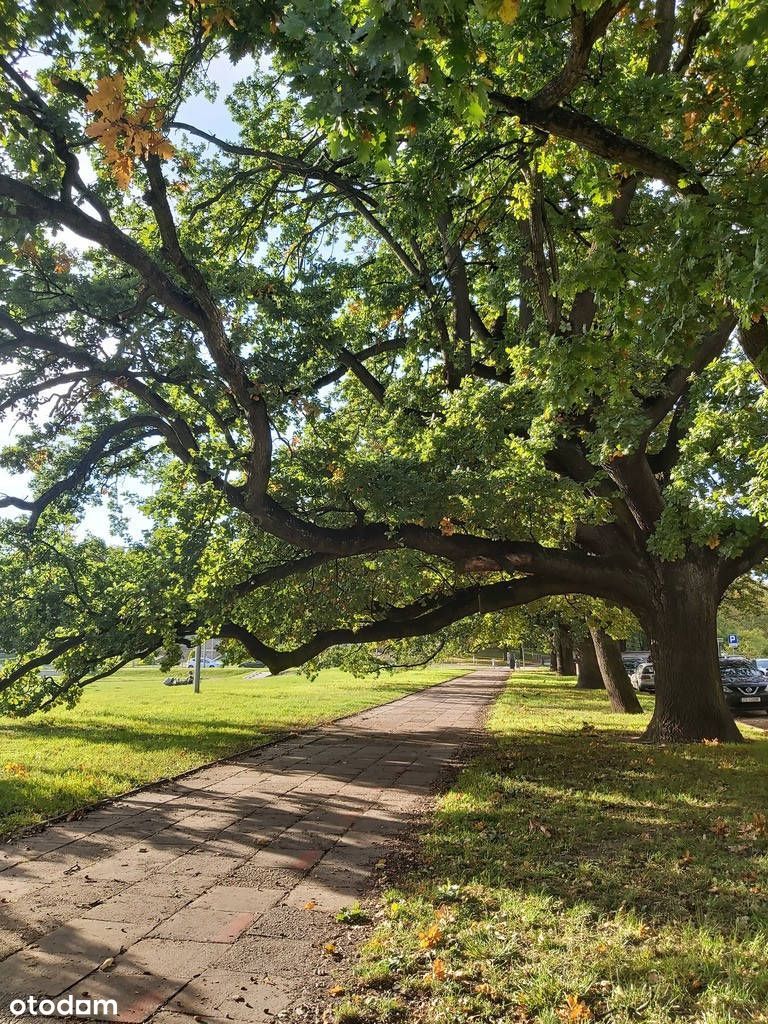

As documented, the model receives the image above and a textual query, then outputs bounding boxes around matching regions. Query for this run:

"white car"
[186,657,223,668]
[630,662,655,693]
[755,658,768,677]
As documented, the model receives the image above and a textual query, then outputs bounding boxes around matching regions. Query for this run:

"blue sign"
[728,634,739,646]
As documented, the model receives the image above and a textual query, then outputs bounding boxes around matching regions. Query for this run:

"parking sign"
[728,634,739,646]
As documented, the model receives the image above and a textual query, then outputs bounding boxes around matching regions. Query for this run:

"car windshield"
[720,662,759,679]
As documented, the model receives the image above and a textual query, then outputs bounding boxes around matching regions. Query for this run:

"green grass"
[338,671,768,1024]
[0,664,457,838]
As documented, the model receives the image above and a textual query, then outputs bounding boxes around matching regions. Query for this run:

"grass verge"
[336,670,768,1024]
[0,664,457,838]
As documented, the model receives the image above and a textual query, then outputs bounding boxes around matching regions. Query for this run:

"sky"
[0,52,254,543]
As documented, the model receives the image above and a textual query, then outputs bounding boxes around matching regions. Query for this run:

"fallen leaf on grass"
[559,994,592,1022]
[528,818,552,837]
[418,924,443,949]
[431,958,446,980]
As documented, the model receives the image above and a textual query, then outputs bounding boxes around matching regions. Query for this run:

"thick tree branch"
[739,315,768,386]
[719,536,768,594]
[605,453,665,534]
[489,93,706,195]
[219,571,651,674]
[337,347,387,404]
[533,2,625,108]
[647,0,677,75]
[0,635,86,693]
[0,415,173,531]
[0,175,206,326]
[641,315,736,436]
[300,336,405,395]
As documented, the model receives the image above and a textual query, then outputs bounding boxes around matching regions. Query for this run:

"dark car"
[720,658,768,713]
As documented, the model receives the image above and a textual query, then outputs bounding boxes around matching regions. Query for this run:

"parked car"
[630,662,655,692]
[186,657,223,668]
[755,657,768,677]
[720,658,768,713]
[622,653,646,675]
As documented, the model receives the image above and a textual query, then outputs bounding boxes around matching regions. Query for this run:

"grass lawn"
[337,671,768,1024]
[0,663,457,838]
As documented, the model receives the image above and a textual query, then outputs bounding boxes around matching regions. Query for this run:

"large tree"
[0,0,767,740]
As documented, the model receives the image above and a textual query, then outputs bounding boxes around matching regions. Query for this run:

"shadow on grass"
[420,719,768,936]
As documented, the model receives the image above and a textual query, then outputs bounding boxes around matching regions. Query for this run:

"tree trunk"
[641,560,742,743]
[589,624,642,713]
[555,622,576,675]
[575,630,604,689]
[549,645,557,672]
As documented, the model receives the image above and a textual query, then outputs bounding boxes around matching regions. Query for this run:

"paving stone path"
[0,668,507,1023]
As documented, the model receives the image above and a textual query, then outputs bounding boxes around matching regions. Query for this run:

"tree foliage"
[0,0,767,737]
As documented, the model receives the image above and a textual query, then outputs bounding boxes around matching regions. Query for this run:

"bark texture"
[589,624,642,713]
[575,630,605,689]
[641,561,742,742]
[554,622,576,675]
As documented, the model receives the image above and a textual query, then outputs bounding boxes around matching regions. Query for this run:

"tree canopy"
[1,0,767,739]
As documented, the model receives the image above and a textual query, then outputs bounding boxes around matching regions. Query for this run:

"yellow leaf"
[431,958,446,980]
[304,900,317,910]
[418,924,443,949]
[439,517,455,536]
[559,994,592,1022]
[497,0,520,24]
[202,8,238,35]
[706,535,720,549]
[150,135,175,160]
[85,75,125,118]
[323,942,337,954]
[109,153,134,191]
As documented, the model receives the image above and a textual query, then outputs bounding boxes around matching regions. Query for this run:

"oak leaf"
[559,994,592,1022]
